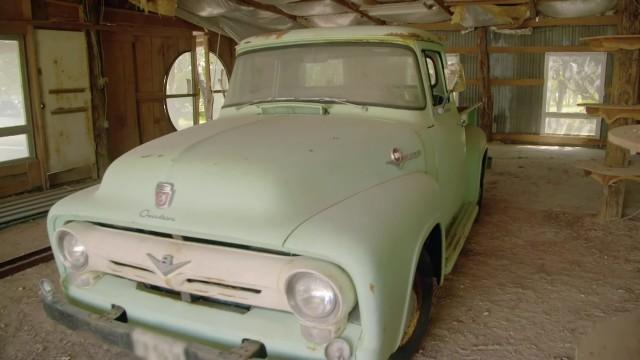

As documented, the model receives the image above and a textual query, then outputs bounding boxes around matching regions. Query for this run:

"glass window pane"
[0,40,27,128]
[166,97,193,130]
[0,134,29,162]
[226,44,425,109]
[544,116,598,136]
[166,53,193,95]
[544,53,606,113]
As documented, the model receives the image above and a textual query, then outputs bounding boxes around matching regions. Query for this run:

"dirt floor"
[1,144,640,360]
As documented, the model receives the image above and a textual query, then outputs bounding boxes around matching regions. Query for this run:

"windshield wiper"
[294,97,368,111]
[236,97,367,111]
[235,97,297,110]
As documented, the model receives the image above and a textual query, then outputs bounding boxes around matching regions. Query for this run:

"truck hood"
[93,114,424,250]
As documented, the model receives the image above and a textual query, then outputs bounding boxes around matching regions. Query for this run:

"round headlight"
[57,230,88,271]
[286,272,339,321]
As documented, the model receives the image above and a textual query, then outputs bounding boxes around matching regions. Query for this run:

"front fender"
[284,172,445,359]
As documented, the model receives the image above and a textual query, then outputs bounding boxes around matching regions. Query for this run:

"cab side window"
[424,51,448,107]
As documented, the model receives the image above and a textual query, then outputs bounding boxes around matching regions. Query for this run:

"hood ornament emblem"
[387,147,421,168]
[155,182,175,209]
[147,254,190,276]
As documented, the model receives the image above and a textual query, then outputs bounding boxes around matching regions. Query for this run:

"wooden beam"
[433,0,453,16]
[0,19,195,36]
[477,28,493,139]
[410,14,620,32]
[332,0,386,25]
[488,46,594,53]
[601,0,640,219]
[519,14,620,28]
[233,0,306,25]
[445,47,478,54]
[492,133,604,147]
[490,78,544,86]
[445,0,528,4]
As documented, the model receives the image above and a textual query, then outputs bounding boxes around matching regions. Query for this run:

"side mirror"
[445,61,466,93]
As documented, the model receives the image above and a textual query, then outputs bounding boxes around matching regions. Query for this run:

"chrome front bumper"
[39,279,268,360]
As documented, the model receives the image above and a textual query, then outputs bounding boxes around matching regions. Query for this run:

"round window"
[165,51,228,130]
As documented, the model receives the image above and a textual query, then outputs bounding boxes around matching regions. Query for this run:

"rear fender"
[464,126,488,202]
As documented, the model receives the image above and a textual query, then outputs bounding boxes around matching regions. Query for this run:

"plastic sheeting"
[361,1,449,25]
[537,0,617,18]
[451,4,529,28]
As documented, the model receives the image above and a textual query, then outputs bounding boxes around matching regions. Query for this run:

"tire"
[390,256,435,359]
[477,152,487,210]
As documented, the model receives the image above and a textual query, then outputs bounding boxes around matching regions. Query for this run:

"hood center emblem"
[155,182,175,209]
[387,147,421,168]
[147,253,191,277]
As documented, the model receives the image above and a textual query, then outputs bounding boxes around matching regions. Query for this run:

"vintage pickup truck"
[40,26,487,360]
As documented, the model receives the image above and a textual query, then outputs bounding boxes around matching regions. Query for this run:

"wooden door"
[35,29,96,184]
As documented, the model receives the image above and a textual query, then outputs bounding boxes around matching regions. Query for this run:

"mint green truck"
[40,26,487,360]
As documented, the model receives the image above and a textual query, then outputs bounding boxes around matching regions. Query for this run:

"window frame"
[0,34,35,166]
[423,49,449,108]
[164,50,229,131]
[541,51,607,138]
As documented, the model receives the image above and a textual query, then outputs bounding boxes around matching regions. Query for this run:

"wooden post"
[478,28,493,139]
[84,0,109,177]
[601,0,640,219]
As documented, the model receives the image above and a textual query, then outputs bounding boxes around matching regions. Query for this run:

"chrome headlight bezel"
[285,271,342,324]
[55,228,88,271]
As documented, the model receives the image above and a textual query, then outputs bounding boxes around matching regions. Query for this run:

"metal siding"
[489,25,616,135]
[493,86,544,134]
[490,26,617,47]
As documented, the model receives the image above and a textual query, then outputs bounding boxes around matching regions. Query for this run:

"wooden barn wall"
[102,32,236,160]
[0,0,236,198]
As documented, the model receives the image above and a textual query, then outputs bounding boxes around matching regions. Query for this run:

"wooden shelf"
[578,103,640,124]
[581,35,640,51]
[609,125,640,155]
[575,159,640,186]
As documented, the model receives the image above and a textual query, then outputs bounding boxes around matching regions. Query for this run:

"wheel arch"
[420,223,444,285]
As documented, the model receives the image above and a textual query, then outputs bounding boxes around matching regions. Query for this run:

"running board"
[444,202,478,274]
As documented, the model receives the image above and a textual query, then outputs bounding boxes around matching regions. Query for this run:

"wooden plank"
[477,28,493,139]
[491,78,544,86]
[492,133,604,147]
[48,164,94,186]
[445,0,528,4]
[409,14,620,32]
[488,46,594,53]
[233,0,305,24]
[332,0,386,25]
[25,25,49,190]
[102,32,141,160]
[0,19,196,37]
[433,0,453,16]
[601,0,640,220]
[582,35,640,51]
[446,47,478,54]
[48,87,86,94]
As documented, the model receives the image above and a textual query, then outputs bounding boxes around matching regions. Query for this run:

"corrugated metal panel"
[431,31,477,48]
[490,25,616,47]
[493,85,544,134]
[490,53,545,79]
[488,25,615,135]
[458,84,482,107]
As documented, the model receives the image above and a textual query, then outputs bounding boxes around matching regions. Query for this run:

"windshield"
[225,44,426,110]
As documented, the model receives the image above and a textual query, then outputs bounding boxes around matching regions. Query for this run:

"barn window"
[165,50,228,131]
[542,52,607,137]
[0,36,33,164]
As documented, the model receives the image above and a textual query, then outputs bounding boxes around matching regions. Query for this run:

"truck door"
[423,49,466,221]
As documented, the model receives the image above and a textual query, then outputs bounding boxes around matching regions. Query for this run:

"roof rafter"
[233,0,307,26]
[433,0,454,16]
[331,0,387,25]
